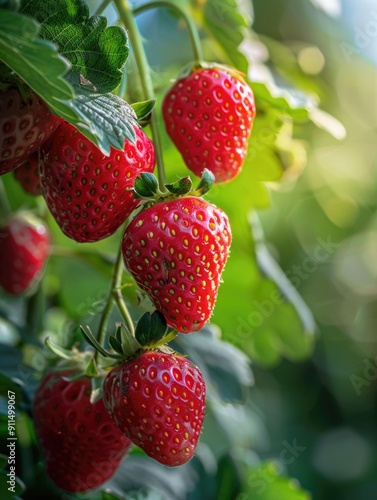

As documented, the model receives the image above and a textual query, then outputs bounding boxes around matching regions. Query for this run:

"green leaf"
[251,213,316,340]
[212,212,315,367]
[21,0,129,93]
[71,89,137,153]
[105,456,193,500]
[202,0,251,72]
[101,491,125,500]
[243,462,311,499]
[0,9,77,119]
[251,81,311,121]
[131,99,156,122]
[308,108,346,140]
[134,173,159,198]
[173,324,253,403]
[165,177,193,196]
[0,4,138,155]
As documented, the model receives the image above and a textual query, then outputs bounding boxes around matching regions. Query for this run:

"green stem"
[114,290,135,336]
[133,1,203,63]
[114,0,166,188]
[95,242,134,362]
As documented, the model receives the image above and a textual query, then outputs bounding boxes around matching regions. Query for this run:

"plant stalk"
[114,0,166,188]
[95,242,134,362]
[133,0,203,63]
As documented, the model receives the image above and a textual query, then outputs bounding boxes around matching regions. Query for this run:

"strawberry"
[162,67,256,183]
[122,196,231,333]
[13,151,42,195]
[0,212,49,295]
[0,88,61,175]
[103,350,206,467]
[39,121,156,243]
[33,370,132,492]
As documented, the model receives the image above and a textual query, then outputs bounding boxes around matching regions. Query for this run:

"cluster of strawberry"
[0,66,255,491]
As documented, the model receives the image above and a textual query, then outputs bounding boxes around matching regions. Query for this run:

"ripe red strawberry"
[0,212,49,295]
[0,88,61,175]
[34,370,132,492]
[103,350,206,467]
[13,151,42,195]
[162,67,256,183]
[122,196,231,333]
[39,122,155,242]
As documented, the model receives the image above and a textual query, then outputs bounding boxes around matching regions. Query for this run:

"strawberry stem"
[114,0,166,189]
[132,1,203,64]
[95,242,135,362]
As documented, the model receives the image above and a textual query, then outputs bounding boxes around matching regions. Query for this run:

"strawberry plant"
[0,0,345,499]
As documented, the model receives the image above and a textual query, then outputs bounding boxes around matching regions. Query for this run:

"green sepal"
[165,176,193,196]
[131,99,156,124]
[135,311,176,347]
[118,324,143,357]
[115,324,122,344]
[151,329,178,348]
[192,168,215,196]
[61,371,85,382]
[108,334,124,356]
[45,337,74,360]
[134,172,159,199]
[80,325,122,359]
[85,357,100,377]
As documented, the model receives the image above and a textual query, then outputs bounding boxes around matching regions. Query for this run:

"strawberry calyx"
[44,337,101,377]
[80,310,178,368]
[133,168,214,203]
[43,337,104,402]
[173,61,248,85]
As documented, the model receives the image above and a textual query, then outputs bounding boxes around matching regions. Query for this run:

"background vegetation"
[0,0,376,498]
